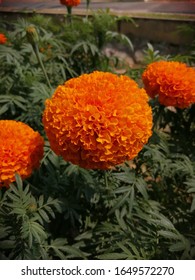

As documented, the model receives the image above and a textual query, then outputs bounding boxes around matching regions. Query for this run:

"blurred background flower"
[0,33,7,44]
[60,0,81,7]
[142,61,195,108]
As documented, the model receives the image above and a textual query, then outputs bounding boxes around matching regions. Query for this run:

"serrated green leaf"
[10,208,25,216]
[38,209,50,223]
[135,178,148,199]
[0,104,9,115]
[75,231,93,241]
[52,248,66,259]
[108,191,130,215]
[38,195,44,207]
[158,230,181,240]
[169,242,186,252]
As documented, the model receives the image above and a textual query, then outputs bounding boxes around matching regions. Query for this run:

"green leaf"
[75,231,93,241]
[112,171,135,184]
[169,242,186,252]
[0,104,9,115]
[151,213,175,230]
[98,253,128,260]
[135,178,148,199]
[15,174,23,188]
[190,196,195,212]
[38,209,50,223]
[10,208,26,216]
[52,248,66,259]
[128,187,135,214]
[158,230,181,240]
[61,245,87,259]
[38,195,44,207]
[113,185,133,194]
[0,240,15,249]
[108,191,130,215]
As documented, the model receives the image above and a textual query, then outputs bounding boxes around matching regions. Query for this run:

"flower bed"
[0,4,195,260]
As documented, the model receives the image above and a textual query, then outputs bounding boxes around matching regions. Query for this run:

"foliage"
[0,11,195,260]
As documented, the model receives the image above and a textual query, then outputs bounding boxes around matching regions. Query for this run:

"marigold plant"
[0,33,7,44]
[142,61,195,108]
[0,120,44,187]
[43,71,152,169]
[60,0,80,7]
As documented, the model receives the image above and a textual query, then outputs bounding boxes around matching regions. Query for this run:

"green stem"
[66,6,72,24]
[86,0,90,20]
[104,171,109,189]
[32,43,52,90]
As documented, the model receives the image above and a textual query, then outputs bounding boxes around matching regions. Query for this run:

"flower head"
[60,0,80,7]
[142,61,195,108]
[43,71,152,170]
[0,120,44,187]
[0,33,7,44]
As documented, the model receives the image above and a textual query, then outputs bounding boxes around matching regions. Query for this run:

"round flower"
[142,61,195,108]
[0,33,7,44]
[0,120,44,187]
[60,0,80,7]
[43,71,152,170]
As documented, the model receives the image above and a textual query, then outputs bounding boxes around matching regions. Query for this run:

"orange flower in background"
[0,33,7,44]
[60,0,80,7]
[142,61,195,108]
[43,71,152,170]
[0,120,44,187]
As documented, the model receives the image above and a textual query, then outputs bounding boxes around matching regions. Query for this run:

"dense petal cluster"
[142,61,195,108]
[43,71,152,169]
[60,0,80,7]
[0,33,7,44]
[0,120,44,187]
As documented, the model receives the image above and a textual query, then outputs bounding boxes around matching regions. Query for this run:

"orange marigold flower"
[43,71,152,170]
[60,0,80,7]
[0,120,44,188]
[0,33,7,44]
[142,61,195,108]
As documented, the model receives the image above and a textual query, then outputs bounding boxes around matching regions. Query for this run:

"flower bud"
[26,26,39,45]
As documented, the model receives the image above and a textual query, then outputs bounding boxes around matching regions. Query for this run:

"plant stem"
[104,171,109,189]
[66,6,72,24]
[86,0,90,20]
[33,43,52,90]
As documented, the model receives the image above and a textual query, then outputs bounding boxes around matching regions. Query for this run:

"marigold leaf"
[98,253,128,260]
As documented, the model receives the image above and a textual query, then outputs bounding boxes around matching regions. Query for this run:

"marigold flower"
[0,33,7,44]
[43,71,152,170]
[0,120,44,187]
[142,61,195,108]
[60,0,80,7]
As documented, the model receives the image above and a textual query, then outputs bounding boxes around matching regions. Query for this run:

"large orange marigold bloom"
[60,0,80,7]
[0,33,7,44]
[142,61,195,108]
[0,120,44,187]
[43,71,152,170]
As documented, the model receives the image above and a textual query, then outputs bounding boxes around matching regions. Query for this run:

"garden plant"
[0,1,195,260]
